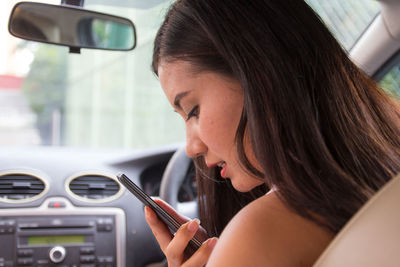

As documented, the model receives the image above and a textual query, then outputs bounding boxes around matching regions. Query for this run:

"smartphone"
[116,173,202,252]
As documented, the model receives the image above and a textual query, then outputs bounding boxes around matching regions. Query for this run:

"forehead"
[158,60,198,83]
[158,60,243,111]
[158,60,238,93]
[158,61,202,100]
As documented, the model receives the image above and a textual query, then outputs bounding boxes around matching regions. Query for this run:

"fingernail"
[207,237,218,249]
[188,218,200,232]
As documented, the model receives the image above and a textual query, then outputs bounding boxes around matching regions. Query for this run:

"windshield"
[0,0,381,150]
[0,0,184,149]
[306,0,380,51]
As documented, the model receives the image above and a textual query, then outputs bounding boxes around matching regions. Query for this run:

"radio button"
[2,261,13,267]
[96,218,113,232]
[49,246,66,263]
[80,255,95,263]
[97,256,114,263]
[17,249,33,257]
[48,201,66,208]
[6,220,15,226]
[17,258,33,266]
[80,247,95,254]
[0,259,13,267]
[0,220,15,234]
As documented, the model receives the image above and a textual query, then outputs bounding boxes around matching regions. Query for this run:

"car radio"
[0,198,126,267]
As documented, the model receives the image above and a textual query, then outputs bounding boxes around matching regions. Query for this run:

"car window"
[0,0,382,149]
[0,0,184,149]
[378,54,400,99]
[306,0,380,51]
[305,1,399,101]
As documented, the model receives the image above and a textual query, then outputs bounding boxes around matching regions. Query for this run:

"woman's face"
[158,60,263,192]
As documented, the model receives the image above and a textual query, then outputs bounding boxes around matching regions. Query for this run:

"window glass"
[0,0,382,149]
[0,0,184,149]
[306,0,380,50]
[379,56,400,99]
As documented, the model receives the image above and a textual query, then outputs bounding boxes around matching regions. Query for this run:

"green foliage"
[379,68,400,99]
[21,43,68,144]
[22,44,67,118]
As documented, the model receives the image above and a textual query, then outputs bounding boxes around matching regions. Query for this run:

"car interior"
[0,0,399,266]
[313,173,400,266]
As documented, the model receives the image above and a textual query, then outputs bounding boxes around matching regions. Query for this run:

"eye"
[186,105,199,121]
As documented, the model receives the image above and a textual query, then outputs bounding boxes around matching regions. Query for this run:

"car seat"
[313,173,400,266]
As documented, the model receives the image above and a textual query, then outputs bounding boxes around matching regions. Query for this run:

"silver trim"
[65,171,125,204]
[49,246,66,263]
[0,169,50,204]
[0,197,126,267]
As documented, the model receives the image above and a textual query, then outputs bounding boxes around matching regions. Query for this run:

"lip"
[206,162,220,168]
[206,161,228,178]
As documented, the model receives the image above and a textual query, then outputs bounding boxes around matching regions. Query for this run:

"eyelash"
[186,105,199,121]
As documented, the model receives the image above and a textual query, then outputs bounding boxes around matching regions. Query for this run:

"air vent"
[0,171,48,203]
[67,173,123,203]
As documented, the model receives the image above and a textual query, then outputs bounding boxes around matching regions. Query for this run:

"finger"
[182,237,218,267]
[153,198,209,242]
[144,206,173,251]
[165,219,200,263]
[193,225,209,243]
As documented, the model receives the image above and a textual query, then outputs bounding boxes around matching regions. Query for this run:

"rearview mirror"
[8,2,136,51]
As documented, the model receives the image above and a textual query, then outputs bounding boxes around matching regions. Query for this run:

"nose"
[185,124,207,158]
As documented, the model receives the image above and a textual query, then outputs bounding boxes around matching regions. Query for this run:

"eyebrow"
[173,91,191,110]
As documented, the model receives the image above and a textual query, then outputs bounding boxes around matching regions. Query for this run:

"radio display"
[28,235,85,245]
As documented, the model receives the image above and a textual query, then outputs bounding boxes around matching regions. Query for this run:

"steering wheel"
[159,145,198,219]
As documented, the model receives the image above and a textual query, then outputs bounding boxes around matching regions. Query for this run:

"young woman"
[145,0,400,266]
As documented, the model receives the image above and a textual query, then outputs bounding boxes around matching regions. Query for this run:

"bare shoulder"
[206,192,334,267]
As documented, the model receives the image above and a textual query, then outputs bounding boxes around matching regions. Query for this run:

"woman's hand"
[145,199,218,267]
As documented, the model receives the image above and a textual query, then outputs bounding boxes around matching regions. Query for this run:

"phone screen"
[116,173,202,251]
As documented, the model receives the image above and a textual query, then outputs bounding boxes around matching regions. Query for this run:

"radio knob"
[49,246,66,263]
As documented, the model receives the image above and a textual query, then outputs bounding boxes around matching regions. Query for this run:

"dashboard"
[0,145,195,267]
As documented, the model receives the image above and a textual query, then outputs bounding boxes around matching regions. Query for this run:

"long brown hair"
[152,0,400,235]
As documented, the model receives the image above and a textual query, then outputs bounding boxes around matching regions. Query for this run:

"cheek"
[198,107,240,150]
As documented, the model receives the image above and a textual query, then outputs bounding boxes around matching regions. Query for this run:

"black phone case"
[116,173,202,252]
